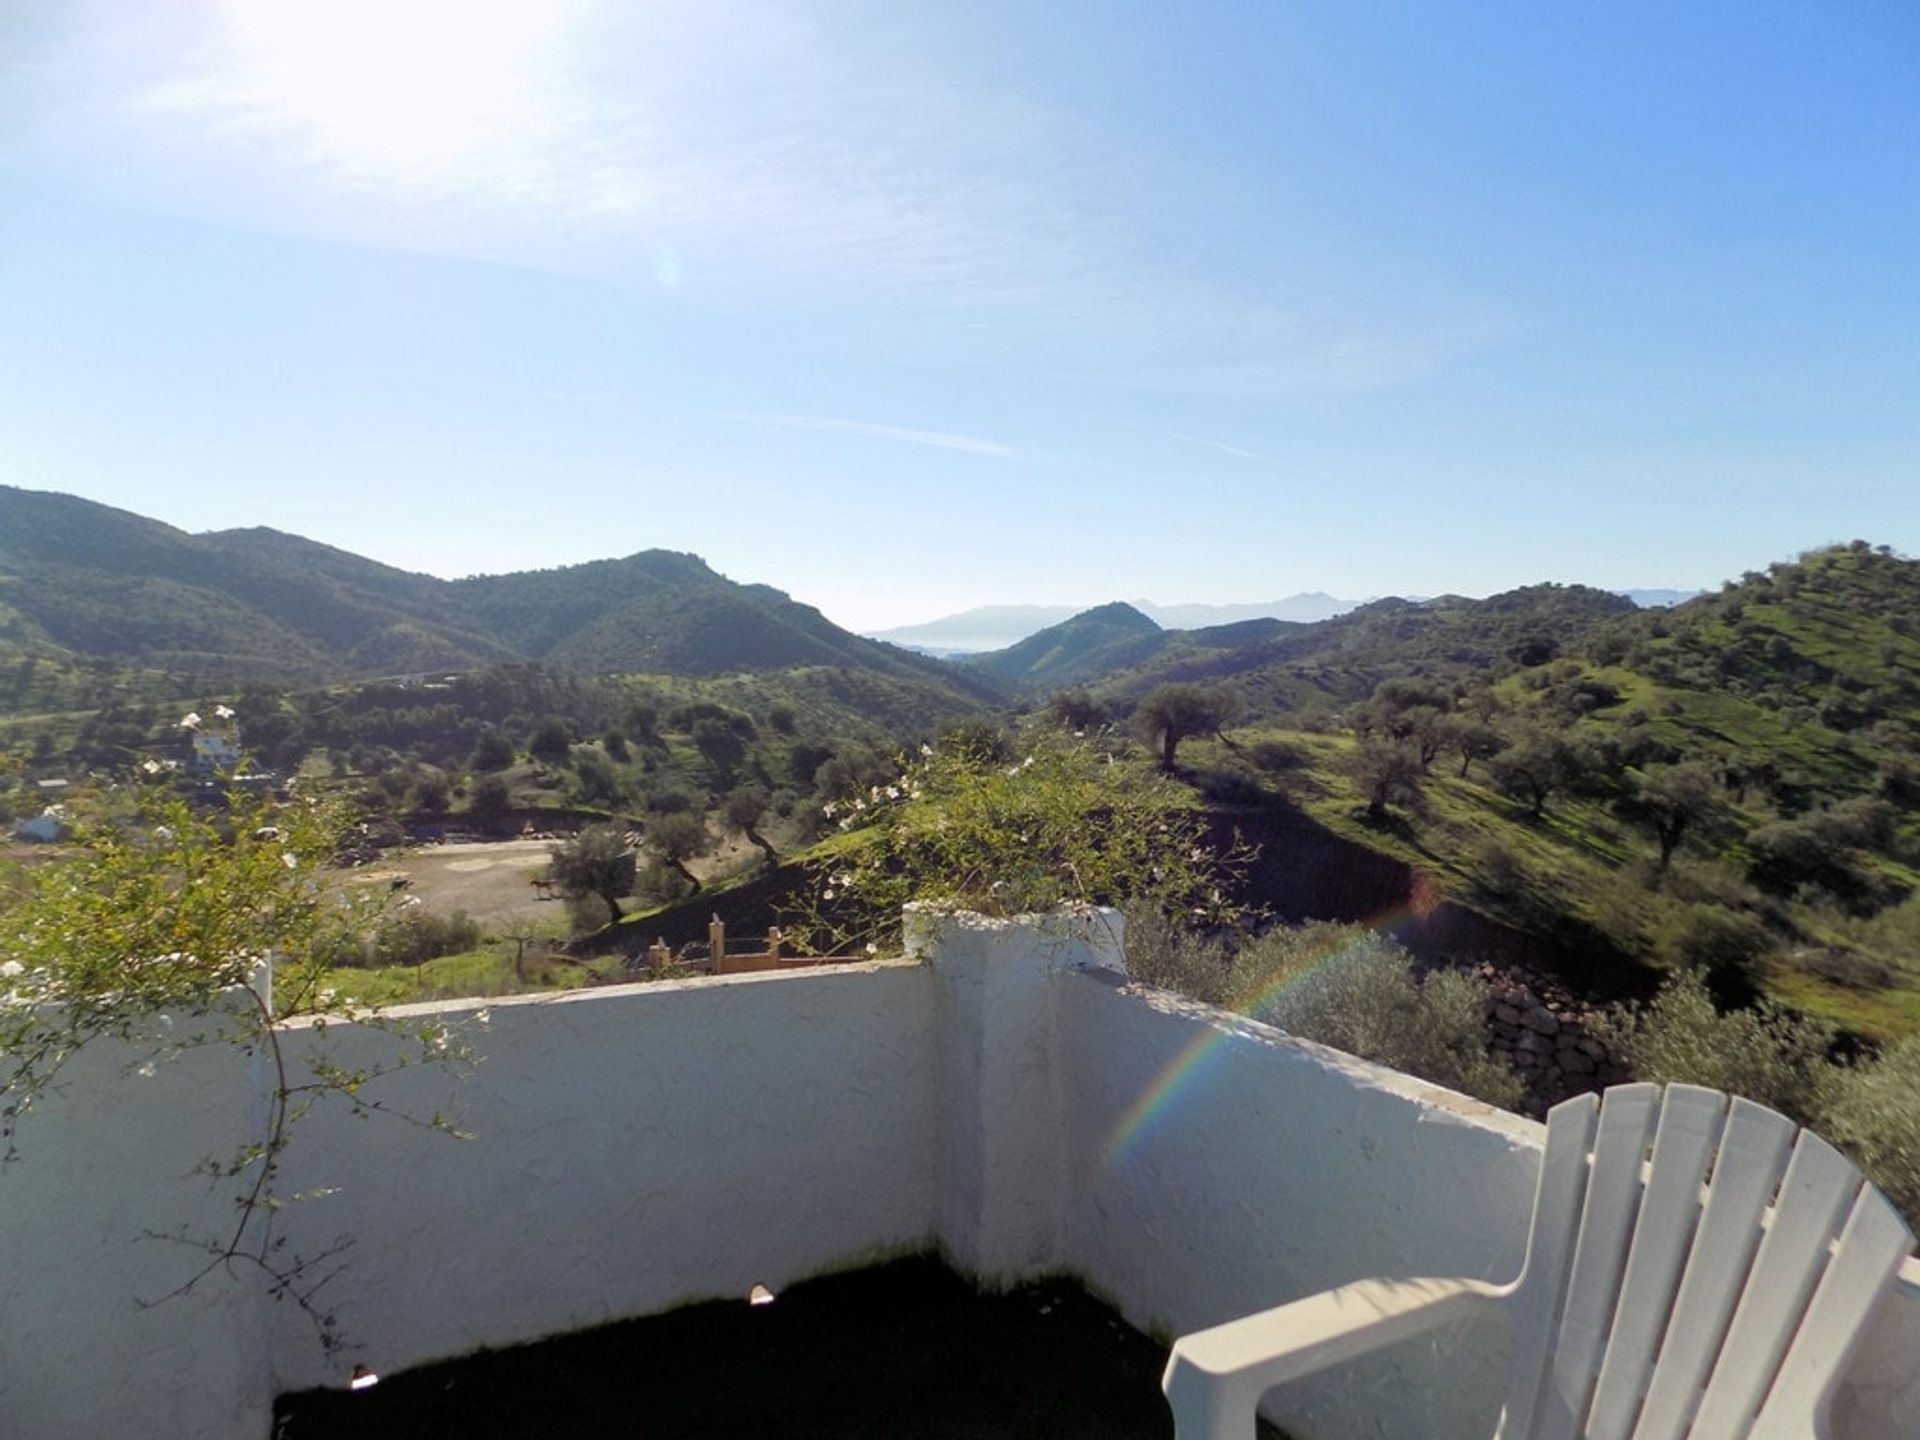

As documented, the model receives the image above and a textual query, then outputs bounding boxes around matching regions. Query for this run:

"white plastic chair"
[1162,1083,1913,1440]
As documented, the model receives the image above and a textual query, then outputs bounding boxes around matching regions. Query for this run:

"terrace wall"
[2,910,1915,1439]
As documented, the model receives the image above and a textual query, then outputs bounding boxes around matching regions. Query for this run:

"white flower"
[281,852,298,869]
[837,818,852,831]
[141,759,161,775]
[0,960,23,979]
[919,743,934,756]
[1022,755,1035,769]
[884,786,900,800]
[822,889,835,901]
[823,802,838,817]
[178,712,201,729]
[214,705,235,719]
[864,943,878,955]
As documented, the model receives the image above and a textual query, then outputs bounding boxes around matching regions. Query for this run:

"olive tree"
[1132,684,1236,771]
[547,823,637,922]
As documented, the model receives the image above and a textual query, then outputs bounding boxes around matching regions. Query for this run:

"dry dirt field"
[373,838,561,926]
[352,832,767,928]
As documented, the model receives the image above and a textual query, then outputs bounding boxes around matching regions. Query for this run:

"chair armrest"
[1161,1276,1507,1440]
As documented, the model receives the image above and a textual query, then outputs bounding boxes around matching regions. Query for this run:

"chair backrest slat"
[1532,1086,1662,1440]
[1503,1085,1912,1440]
[1584,1086,1726,1440]
[1688,1130,1859,1438]
[1630,1098,1796,1440]
[1499,1093,1601,1440]
[1750,1186,1913,1438]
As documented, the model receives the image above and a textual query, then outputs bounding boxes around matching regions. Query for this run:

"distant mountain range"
[0,484,1711,727]
[868,594,1353,654]
[960,586,1646,698]
[872,588,1699,655]
[0,486,999,711]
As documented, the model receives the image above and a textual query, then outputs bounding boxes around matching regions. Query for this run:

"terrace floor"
[273,1256,1186,1439]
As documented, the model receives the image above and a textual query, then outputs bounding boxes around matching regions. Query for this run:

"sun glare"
[220,0,570,169]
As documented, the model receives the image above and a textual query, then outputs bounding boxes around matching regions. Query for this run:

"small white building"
[182,708,242,772]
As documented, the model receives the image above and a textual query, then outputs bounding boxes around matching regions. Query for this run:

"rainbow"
[1101,889,1438,1170]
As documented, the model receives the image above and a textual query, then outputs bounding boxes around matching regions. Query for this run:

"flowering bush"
[801,729,1252,955]
[0,782,465,1352]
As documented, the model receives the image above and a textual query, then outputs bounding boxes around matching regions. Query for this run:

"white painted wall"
[906,904,1125,1284]
[0,1011,276,1440]
[3,912,1916,1440]
[267,960,940,1395]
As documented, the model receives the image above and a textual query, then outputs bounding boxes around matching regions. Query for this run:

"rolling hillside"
[0,486,1001,714]
[969,583,1637,705]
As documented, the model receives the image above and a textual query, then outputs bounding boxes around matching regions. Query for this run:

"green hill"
[1155,544,1920,1038]
[0,487,1001,719]
[965,582,1638,719]
[963,602,1165,689]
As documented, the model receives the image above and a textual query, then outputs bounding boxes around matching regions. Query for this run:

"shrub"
[318,904,483,970]
[469,728,515,772]
[1249,739,1304,773]
[1824,1036,1920,1226]
[1467,836,1524,899]
[1119,903,1233,1006]
[1592,972,1836,1126]
[572,751,627,808]
[1249,929,1525,1109]
[528,717,573,764]
[1659,905,1776,1001]
[412,771,450,814]
[805,730,1250,955]
[468,774,512,823]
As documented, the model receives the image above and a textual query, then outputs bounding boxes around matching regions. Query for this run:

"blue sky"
[2,1,1915,631]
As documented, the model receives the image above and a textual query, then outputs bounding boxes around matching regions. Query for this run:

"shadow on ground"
[274,1255,1188,1439]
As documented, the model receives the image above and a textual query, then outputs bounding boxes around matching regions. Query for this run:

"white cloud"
[720,412,1019,460]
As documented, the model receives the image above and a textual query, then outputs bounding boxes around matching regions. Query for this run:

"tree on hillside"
[548,823,636,923]
[1133,684,1236,771]
[1439,716,1503,778]
[469,774,512,824]
[648,812,710,895]
[1489,729,1578,818]
[412,770,450,814]
[691,717,747,787]
[1048,690,1104,731]
[1624,761,1718,870]
[572,751,627,809]
[469,728,515,772]
[528,716,573,765]
[721,786,779,867]
[1347,739,1423,820]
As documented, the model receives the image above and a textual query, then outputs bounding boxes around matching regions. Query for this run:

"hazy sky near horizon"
[3,1,1916,631]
